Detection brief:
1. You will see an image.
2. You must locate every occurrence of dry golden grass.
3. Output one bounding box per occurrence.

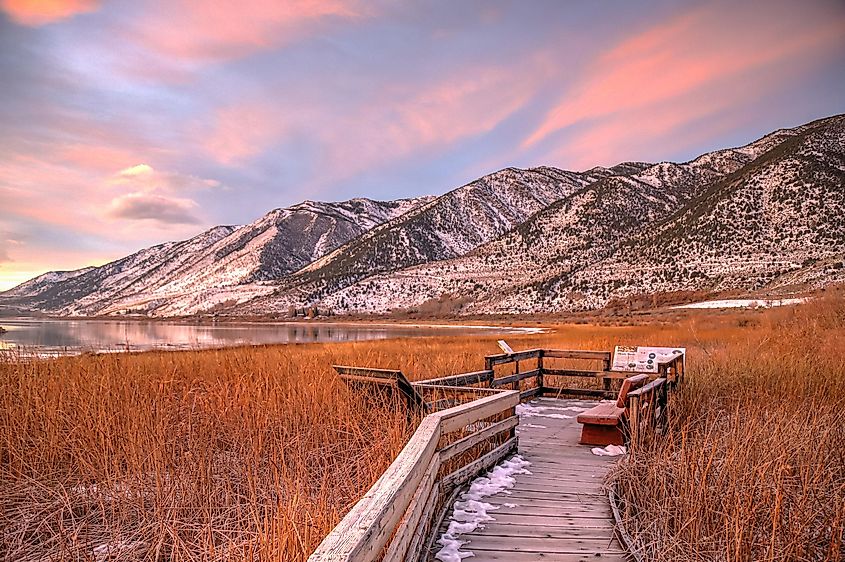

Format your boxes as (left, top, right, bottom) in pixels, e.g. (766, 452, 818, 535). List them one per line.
(1, 301, 843, 561)
(614, 297, 845, 561)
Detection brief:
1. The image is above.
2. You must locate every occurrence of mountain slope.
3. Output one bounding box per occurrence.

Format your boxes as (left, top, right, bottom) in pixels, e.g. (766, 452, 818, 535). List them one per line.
(264, 165, 645, 301)
(2, 197, 431, 315)
(4, 114, 843, 317)
(304, 118, 837, 315)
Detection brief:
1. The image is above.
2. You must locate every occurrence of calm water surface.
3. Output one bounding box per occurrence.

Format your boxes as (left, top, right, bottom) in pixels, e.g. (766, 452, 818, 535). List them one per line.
(0, 317, 538, 356)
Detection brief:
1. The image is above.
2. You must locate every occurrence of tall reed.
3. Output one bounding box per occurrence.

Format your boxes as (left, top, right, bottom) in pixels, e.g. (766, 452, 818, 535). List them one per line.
(613, 297, 845, 561)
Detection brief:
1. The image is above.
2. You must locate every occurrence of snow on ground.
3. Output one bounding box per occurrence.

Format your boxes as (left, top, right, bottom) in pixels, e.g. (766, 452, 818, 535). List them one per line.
(435, 455, 532, 562)
(591, 444, 627, 457)
(673, 297, 808, 309)
(516, 403, 573, 420)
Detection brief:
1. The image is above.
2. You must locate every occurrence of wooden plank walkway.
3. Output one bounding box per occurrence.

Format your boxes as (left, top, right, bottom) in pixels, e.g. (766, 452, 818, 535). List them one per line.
(429, 397, 627, 562)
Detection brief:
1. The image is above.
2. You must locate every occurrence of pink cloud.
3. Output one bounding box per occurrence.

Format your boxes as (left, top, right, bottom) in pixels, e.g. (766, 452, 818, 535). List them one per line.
(132, 0, 368, 62)
(201, 59, 549, 181)
(203, 104, 288, 165)
(58, 144, 141, 173)
(523, 4, 845, 150)
(1, 0, 98, 26)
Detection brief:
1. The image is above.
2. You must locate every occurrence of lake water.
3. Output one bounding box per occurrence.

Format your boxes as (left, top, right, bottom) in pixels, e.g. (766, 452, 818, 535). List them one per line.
(0, 317, 540, 356)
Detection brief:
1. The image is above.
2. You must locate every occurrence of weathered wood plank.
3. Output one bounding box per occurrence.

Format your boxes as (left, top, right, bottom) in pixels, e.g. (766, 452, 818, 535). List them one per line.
(519, 386, 543, 401)
(542, 350, 611, 361)
(485, 349, 542, 365)
(404, 482, 440, 562)
(383, 453, 440, 562)
(490, 368, 541, 388)
(335, 373, 398, 386)
(463, 535, 624, 554)
(415, 370, 494, 387)
(439, 416, 519, 462)
(458, 551, 627, 562)
(309, 416, 440, 561)
(478, 515, 613, 529)
(542, 368, 606, 378)
(464, 525, 613, 539)
(439, 391, 519, 434)
(333, 365, 403, 378)
(441, 437, 518, 489)
(540, 387, 613, 398)
(626, 377, 666, 398)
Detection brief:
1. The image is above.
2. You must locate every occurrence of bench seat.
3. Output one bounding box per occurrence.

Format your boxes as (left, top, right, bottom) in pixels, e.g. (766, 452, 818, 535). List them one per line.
(577, 374, 649, 446)
(577, 403, 625, 445)
(576, 402, 625, 425)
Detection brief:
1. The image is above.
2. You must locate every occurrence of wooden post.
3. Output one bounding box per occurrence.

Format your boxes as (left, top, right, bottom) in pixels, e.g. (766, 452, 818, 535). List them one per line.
(602, 355, 612, 392)
(513, 359, 520, 392)
(484, 357, 494, 389)
(537, 350, 544, 391)
(628, 394, 640, 450)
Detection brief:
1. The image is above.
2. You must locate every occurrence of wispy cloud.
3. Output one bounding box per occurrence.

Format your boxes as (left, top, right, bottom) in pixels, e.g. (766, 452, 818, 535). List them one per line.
(130, 0, 370, 62)
(522, 1, 845, 165)
(109, 193, 201, 225)
(109, 163, 221, 192)
(1, 0, 98, 26)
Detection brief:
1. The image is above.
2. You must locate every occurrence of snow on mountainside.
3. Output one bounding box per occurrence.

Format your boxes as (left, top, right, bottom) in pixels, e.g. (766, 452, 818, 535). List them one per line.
(306, 117, 842, 315)
(258, 165, 645, 303)
(2, 197, 431, 316)
(1, 267, 96, 299)
(3, 114, 843, 317)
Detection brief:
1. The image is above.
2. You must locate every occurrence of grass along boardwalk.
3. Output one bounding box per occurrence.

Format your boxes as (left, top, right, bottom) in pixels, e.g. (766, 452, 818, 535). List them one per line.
(429, 397, 626, 562)
(310, 347, 675, 561)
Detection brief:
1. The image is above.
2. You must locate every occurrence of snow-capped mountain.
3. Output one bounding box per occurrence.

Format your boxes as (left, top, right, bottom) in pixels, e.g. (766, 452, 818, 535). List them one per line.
(246, 115, 844, 315)
(3, 114, 843, 317)
(3, 197, 431, 316)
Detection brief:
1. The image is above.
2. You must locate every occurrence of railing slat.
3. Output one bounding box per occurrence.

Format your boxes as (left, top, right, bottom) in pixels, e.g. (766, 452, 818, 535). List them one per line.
(441, 436, 518, 489)
(439, 416, 519, 462)
(415, 370, 493, 387)
(542, 368, 606, 378)
(382, 453, 440, 562)
(542, 349, 611, 361)
(308, 416, 440, 561)
(439, 391, 519, 434)
(490, 368, 541, 388)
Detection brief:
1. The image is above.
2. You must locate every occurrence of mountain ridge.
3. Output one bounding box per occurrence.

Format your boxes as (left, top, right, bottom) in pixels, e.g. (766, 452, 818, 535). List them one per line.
(3, 114, 843, 316)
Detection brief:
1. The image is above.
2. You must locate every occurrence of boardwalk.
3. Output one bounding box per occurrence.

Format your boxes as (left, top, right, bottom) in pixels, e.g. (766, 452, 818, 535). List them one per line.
(430, 397, 627, 562)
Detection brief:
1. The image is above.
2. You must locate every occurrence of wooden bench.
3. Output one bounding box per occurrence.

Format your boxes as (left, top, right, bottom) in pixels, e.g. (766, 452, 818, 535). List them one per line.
(576, 374, 649, 445)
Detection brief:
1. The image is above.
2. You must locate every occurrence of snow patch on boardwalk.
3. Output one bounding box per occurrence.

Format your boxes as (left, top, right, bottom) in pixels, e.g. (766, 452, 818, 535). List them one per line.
(591, 444, 627, 457)
(435, 455, 531, 562)
(516, 402, 573, 420)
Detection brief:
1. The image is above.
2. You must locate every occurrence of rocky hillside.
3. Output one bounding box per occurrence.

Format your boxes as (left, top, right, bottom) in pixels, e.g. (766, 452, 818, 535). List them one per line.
(3, 197, 430, 316)
(3, 114, 843, 317)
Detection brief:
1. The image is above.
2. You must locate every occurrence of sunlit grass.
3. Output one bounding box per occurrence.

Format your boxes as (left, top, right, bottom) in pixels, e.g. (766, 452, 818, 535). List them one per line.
(613, 296, 845, 561)
(1, 300, 843, 560)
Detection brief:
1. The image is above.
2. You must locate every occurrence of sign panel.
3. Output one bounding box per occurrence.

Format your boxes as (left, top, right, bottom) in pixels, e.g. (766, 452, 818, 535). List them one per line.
(612, 346, 685, 373)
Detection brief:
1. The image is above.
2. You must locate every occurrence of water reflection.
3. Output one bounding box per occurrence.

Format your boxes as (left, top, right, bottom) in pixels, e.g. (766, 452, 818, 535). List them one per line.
(0, 317, 535, 356)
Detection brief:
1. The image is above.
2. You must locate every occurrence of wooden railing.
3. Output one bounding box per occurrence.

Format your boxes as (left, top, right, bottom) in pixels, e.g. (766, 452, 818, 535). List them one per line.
(626, 377, 669, 446)
(310, 347, 683, 561)
(308, 386, 518, 562)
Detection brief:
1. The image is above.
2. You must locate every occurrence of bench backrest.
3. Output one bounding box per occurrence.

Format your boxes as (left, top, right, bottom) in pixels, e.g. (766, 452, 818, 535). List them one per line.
(616, 374, 649, 408)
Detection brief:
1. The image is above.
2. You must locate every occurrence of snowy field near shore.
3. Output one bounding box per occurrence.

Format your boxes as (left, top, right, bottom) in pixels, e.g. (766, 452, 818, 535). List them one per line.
(674, 297, 808, 309)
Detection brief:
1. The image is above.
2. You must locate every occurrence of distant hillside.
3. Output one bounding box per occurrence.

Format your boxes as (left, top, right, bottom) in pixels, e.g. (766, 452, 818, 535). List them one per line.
(3, 114, 843, 317)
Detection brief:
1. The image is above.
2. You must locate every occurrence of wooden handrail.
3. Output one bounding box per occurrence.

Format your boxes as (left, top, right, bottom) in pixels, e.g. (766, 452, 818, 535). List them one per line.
(308, 388, 519, 562)
(317, 347, 684, 561)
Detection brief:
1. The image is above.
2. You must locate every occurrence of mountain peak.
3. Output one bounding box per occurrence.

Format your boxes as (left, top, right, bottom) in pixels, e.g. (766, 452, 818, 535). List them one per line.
(3, 114, 842, 317)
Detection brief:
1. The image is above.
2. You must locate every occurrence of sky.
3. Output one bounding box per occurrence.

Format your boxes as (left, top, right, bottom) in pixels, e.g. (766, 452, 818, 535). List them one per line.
(1, 0, 844, 290)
